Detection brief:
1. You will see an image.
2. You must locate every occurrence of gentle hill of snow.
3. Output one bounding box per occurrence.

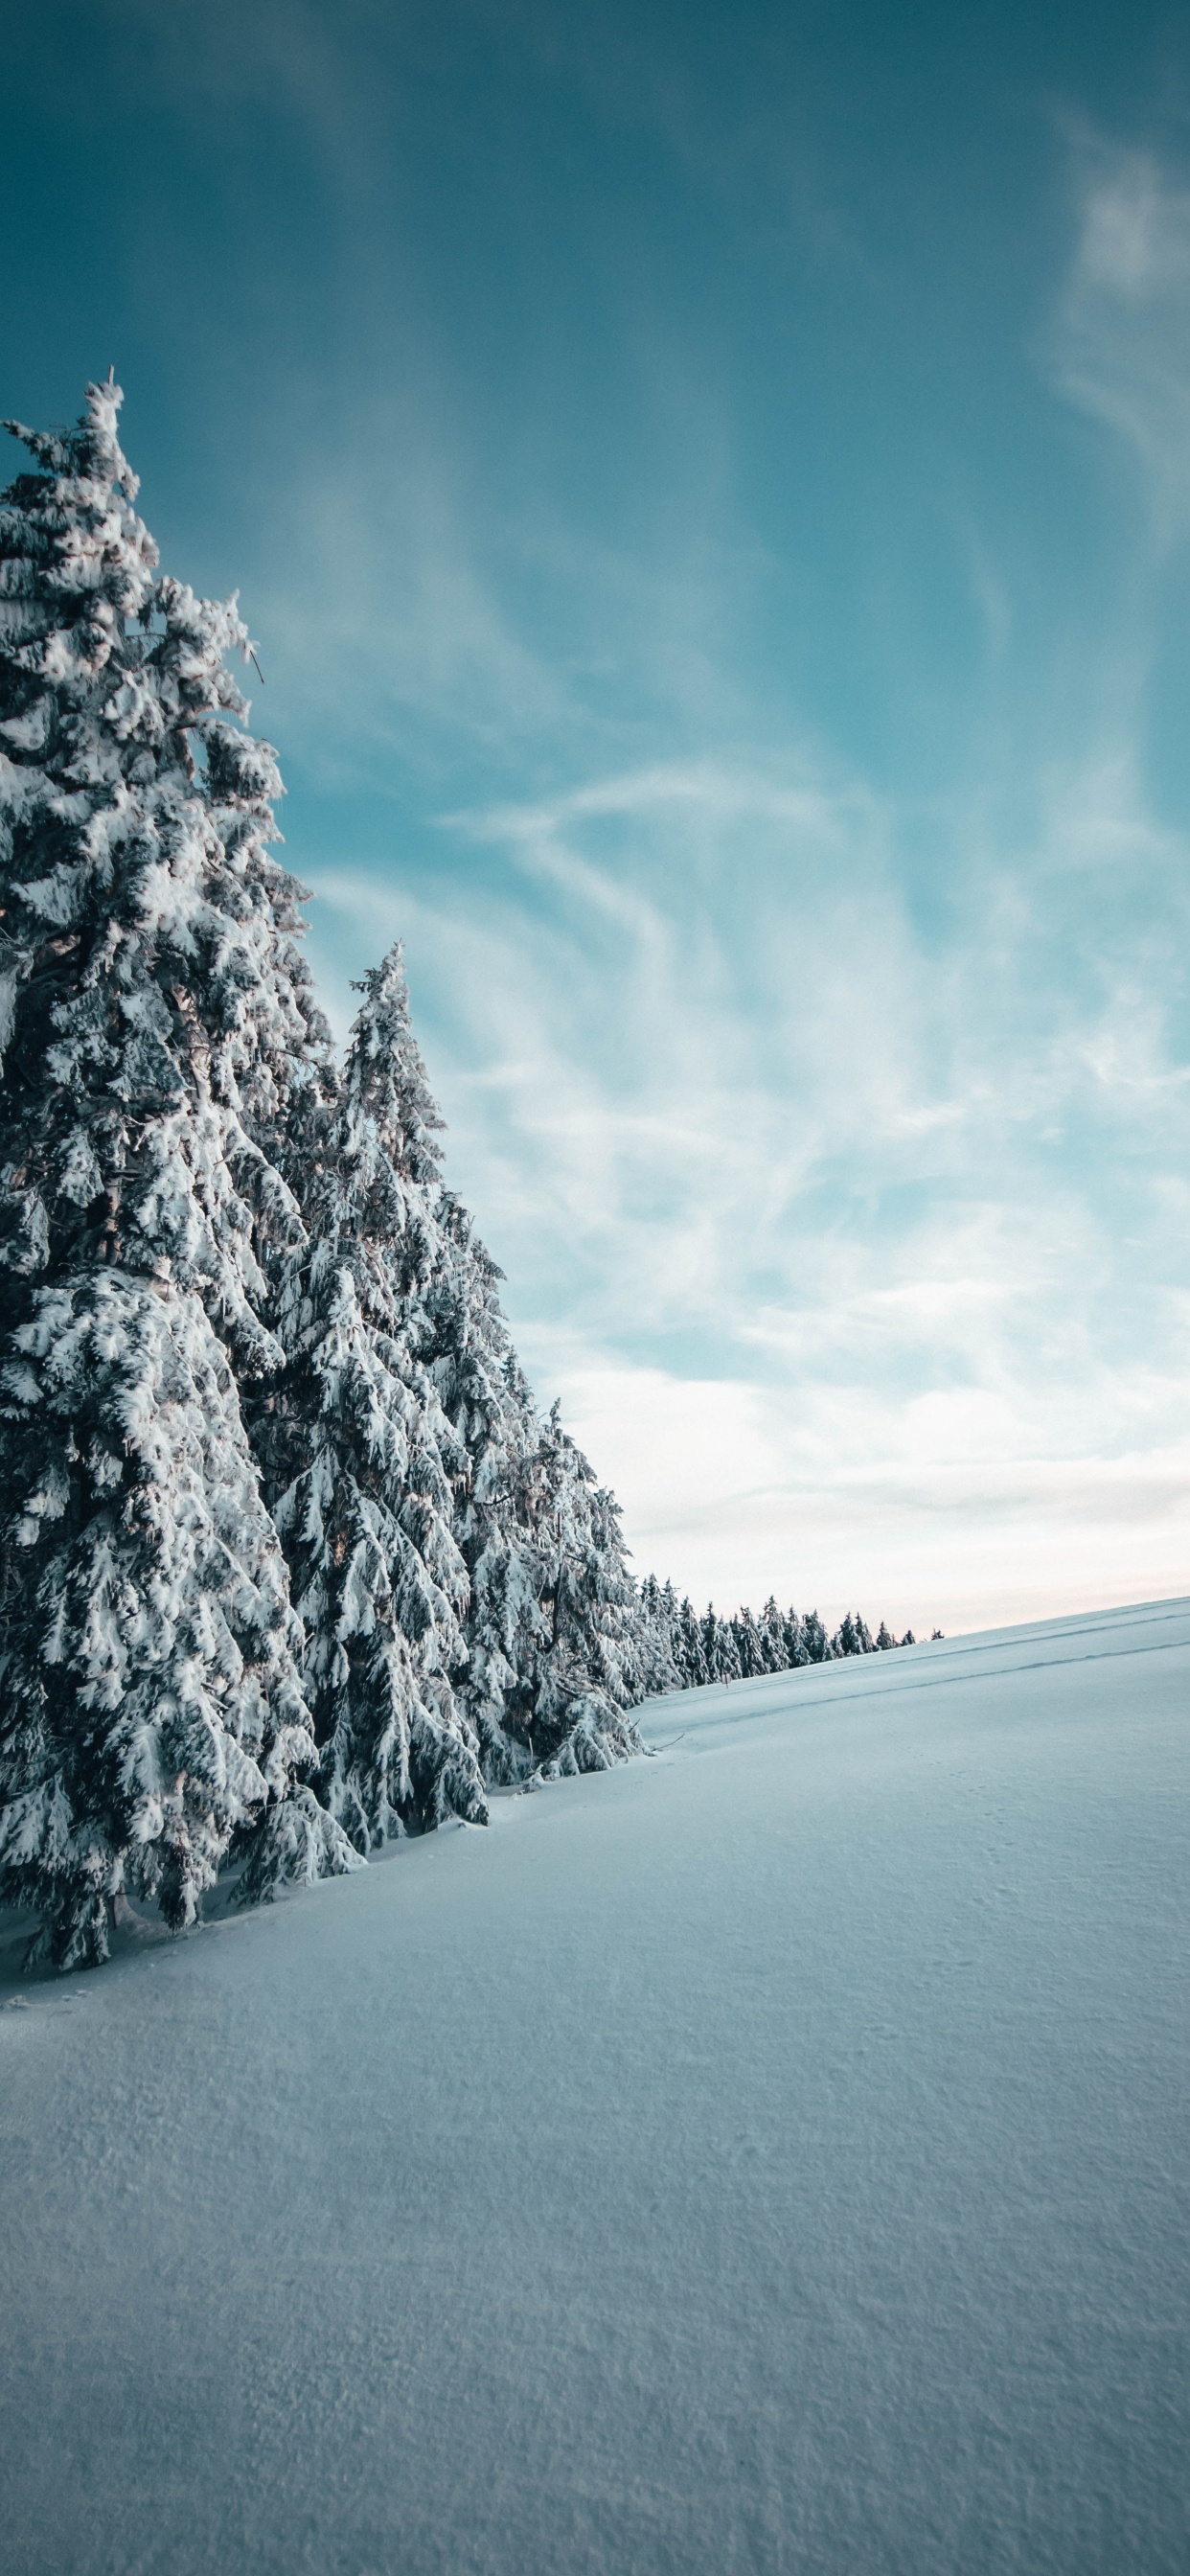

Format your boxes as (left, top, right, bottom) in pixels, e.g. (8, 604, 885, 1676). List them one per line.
(2, 1598, 1188, 2574)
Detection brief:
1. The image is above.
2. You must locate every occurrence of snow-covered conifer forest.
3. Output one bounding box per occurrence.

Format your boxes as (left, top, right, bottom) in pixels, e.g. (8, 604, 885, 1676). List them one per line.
(0, 380, 910, 1974)
(2, 381, 1186, 2576)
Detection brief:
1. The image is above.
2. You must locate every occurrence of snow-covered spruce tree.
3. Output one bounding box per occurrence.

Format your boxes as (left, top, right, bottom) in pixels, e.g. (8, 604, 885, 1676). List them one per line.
(833, 1611, 874, 1658)
(734, 1604, 766, 1678)
(514, 1401, 644, 1774)
(631, 1571, 679, 1697)
(425, 1199, 644, 1779)
(699, 1603, 719, 1679)
(800, 1610, 833, 1664)
(781, 1605, 810, 1668)
(420, 1190, 544, 1780)
(759, 1596, 785, 1672)
(707, 1604, 742, 1684)
(0, 378, 358, 1967)
(675, 1595, 707, 1688)
(254, 948, 488, 1849)
(653, 1576, 681, 1691)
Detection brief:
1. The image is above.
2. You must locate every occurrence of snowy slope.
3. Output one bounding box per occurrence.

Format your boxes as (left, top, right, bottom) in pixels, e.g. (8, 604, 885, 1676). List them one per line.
(2, 1598, 1187, 2575)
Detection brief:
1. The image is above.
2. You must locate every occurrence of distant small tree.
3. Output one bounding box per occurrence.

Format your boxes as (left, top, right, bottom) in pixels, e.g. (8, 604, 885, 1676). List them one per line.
(801, 1610, 832, 1664)
(833, 1612, 874, 1658)
(757, 1596, 784, 1672)
(676, 1596, 706, 1688)
(732, 1606, 764, 1678)
(699, 1603, 719, 1679)
(781, 1607, 809, 1668)
(713, 1615, 742, 1684)
(635, 1575, 680, 1697)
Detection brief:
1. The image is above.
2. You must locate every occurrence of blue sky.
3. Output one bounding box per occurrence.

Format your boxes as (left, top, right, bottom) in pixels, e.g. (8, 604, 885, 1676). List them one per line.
(7, 0, 1190, 1631)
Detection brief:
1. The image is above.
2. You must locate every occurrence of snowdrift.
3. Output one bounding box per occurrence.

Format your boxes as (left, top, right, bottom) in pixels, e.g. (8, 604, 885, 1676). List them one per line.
(2, 1597, 1187, 2574)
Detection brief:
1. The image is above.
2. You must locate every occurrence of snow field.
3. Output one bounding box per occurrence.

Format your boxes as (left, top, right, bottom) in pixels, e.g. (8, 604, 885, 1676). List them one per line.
(1, 1597, 1188, 2574)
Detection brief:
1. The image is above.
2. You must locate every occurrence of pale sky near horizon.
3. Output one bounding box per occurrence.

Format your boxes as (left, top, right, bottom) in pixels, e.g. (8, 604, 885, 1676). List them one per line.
(6, 0, 1190, 1635)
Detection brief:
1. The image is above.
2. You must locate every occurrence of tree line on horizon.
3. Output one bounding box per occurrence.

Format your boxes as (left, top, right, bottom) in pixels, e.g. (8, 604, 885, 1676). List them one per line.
(637, 1577, 926, 1689)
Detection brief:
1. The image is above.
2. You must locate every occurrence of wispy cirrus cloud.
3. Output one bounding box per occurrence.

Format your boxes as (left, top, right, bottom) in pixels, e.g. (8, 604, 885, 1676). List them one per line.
(1050, 135, 1190, 538)
(8, 8, 1190, 1643)
(306, 717, 1190, 1632)
(211, 63, 1190, 1640)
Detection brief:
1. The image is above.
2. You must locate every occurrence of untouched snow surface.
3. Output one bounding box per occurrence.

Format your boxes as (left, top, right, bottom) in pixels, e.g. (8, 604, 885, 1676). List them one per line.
(2, 1597, 1188, 2575)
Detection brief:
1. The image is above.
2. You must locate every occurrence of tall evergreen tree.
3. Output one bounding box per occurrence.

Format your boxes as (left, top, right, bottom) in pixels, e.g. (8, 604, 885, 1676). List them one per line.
(516, 1402, 642, 1773)
(428, 1205, 642, 1779)
(259, 950, 488, 1847)
(0, 379, 356, 1966)
(424, 1191, 548, 1779)
(677, 1595, 707, 1688)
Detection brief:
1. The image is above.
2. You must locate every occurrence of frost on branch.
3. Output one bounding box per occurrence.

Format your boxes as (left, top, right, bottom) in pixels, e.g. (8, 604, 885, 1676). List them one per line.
(0, 1273, 355, 1968)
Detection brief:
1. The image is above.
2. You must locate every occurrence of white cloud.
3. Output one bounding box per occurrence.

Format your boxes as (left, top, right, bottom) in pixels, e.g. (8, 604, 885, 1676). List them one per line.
(307, 729, 1190, 1631)
(544, 1350, 1190, 1637)
(1051, 139, 1190, 539)
(251, 425, 584, 778)
(276, 122, 1190, 1640)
